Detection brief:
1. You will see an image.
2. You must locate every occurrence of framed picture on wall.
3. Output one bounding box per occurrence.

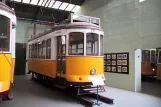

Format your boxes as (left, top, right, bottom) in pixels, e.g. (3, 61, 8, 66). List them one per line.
(104, 52, 129, 74)
(104, 66, 107, 72)
(112, 60, 116, 65)
(107, 66, 111, 71)
(122, 60, 127, 65)
(112, 54, 116, 59)
(117, 60, 122, 65)
(112, 67, 116, 72)
(122, 54, 127, 59)
(117, 54, 122, 59)
(107, 60, 111, 65)
(117, 66, 122, 72)
(122, 67, 128, 73)
(107, 55, 111, 59)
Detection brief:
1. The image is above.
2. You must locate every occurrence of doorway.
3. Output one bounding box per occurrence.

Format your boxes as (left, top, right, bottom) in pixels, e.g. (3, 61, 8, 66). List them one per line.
(56, 36, 66, 78)
(14, 43, 26, 75)
(135, 48, 161, 97)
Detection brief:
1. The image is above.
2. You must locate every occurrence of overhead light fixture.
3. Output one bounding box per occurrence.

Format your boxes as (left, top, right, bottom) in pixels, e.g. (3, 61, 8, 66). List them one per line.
(45, 0, 51, 7)
(59, 2, 69, 10)
(139, 0, 146, 2)
(48, 0, 55, 8)
(65, 4, 75, 11)
(72, 5, 80, 12)
(42, 0, 48, 6)
(30, 0, 39, 5)
(52, 1, 62, 9)
(22, 0, 30, 4)
(38, 0, 44, 6)
(14, 0, 21, 2)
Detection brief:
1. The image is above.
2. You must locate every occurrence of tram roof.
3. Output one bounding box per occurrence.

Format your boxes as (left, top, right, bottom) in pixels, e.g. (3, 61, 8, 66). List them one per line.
(0, 2, 15, 15)
(28, 22, 103, 42)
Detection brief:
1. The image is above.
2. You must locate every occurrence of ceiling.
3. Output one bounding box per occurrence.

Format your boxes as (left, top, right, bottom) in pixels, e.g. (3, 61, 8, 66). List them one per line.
(5, 0, 85, 23)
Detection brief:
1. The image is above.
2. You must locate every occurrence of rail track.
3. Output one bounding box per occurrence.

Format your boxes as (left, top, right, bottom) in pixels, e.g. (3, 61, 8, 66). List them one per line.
(32, 76, 114, 107)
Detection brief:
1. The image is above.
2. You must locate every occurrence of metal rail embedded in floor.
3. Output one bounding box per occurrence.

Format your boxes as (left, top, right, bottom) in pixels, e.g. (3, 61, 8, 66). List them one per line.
(32, 77, 114, 107)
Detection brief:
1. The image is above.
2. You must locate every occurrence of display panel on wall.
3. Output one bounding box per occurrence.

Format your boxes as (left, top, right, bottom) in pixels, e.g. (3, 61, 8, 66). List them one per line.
(104, 53, 129, 74)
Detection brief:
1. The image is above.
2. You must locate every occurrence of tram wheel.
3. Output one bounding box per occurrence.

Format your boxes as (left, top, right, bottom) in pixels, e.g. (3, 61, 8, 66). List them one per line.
(3, 90, 13, 101)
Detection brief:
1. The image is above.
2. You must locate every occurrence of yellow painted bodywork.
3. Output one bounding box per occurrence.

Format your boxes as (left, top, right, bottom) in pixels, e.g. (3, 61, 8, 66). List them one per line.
(28, 56, 104, 83)
(66, 56, 104, 82)
(0, 54, 15, 93)
(28, 59, 57, 78)
(11, 58, 15, 83)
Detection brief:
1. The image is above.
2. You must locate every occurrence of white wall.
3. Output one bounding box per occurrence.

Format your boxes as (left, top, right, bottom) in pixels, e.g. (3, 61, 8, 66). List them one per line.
(77, 0, 161, 91)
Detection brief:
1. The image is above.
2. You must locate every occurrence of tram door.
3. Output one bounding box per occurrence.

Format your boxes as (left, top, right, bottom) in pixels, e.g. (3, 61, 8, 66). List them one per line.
(56, 36, 66, 78)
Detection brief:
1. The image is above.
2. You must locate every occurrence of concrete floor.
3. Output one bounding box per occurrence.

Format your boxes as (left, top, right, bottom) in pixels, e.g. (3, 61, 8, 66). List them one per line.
(0, 75, 161, 107)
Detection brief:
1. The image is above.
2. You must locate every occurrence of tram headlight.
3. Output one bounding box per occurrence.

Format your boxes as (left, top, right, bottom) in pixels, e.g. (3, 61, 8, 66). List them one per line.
(90, 68, 96, 75)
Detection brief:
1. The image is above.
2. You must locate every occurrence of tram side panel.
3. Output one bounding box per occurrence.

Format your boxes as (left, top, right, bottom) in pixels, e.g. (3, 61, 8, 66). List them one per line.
(157, 50, 161, 80)
(28, 35, 57, 79)
(0, 54, 11, 93)
(157, 64, 161, 80)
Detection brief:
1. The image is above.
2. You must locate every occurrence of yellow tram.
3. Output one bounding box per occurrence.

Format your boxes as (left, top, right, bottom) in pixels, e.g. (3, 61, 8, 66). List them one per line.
(0, 2, 16, 101)
(27, 14, 105, 88)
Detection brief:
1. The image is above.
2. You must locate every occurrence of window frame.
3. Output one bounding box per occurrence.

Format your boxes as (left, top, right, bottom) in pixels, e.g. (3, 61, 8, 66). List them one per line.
(100, 35, 104, 56)
(158, 50, 161, 64)
(0, 15, 10, 52)
(68, 32, 84, 55)
(86, 33, 99, 56)
(38, 42, 42, 58)
(46, 39, 51, 59)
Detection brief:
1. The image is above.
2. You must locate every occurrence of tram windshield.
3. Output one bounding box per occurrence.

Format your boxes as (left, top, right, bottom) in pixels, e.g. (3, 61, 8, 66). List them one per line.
(68, 32, 103, 56)
(0, 15, 10, 51)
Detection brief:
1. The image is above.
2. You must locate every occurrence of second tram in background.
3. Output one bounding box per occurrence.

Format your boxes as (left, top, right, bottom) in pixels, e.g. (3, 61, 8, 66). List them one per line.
(157, 48, 161, 80)
(141, 49, 157, 77)
(142, 48, 161, 80)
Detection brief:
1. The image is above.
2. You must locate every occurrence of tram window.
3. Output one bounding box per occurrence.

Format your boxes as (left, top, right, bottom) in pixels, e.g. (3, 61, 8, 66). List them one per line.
(69, 32, 84, 55)
(100, 35, 103, 55)
(42, 40, 46, 59)
(34, 43, 38, 58)
(86, 33, 98, 55)
(142, 50, 150, 62)
(151, 50, 156, 63)
(46, 39, 51, 59)
(0, 15, 10, 51)
(29, 45, 32, 58)
(158, 51, 161, 63)
(38, 42, 42, 58)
